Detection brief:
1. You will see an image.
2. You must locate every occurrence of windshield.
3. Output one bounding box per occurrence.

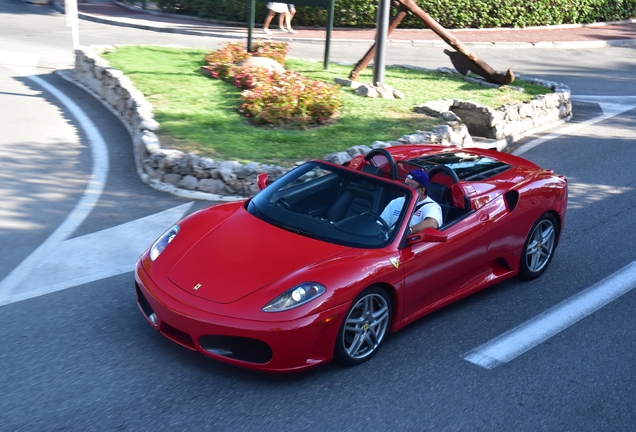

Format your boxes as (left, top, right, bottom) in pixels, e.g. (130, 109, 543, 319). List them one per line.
(248, 161, 412, 248)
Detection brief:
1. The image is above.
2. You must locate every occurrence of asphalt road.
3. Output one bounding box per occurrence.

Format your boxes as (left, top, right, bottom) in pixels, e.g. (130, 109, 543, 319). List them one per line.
(2, 1, 636, 430)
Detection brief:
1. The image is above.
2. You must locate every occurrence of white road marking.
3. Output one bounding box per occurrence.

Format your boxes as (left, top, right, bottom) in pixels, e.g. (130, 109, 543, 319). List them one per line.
(572, 95, 636, 116)
(0, 54, 195, 308)
(513, 96, 636, 156)
(0, 203, 193, 307)
(463, 261, 636, 369)
(0, 50, 39, 76)
(0, 73, 194, 306)
(0, 75, 110, 302)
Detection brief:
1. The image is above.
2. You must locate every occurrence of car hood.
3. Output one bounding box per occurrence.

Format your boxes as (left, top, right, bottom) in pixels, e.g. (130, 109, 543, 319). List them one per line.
(168, 208, 350, 303)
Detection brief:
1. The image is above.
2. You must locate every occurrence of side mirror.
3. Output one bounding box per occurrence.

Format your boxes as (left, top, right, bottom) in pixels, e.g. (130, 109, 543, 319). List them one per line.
(257, 172, 269, 191)
(406, 228, 448, 245)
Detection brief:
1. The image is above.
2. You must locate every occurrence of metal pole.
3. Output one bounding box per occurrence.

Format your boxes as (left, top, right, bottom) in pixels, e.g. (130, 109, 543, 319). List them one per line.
(323, 0, 335, 69)
(350, 6, 407, 80)
(247, 0, 255, 52)
(373, 0, 390, 84)
(65, 0, 79, 52)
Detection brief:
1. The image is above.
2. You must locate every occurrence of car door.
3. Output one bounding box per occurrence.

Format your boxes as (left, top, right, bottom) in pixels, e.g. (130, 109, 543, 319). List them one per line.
(400, 197, 504, 318)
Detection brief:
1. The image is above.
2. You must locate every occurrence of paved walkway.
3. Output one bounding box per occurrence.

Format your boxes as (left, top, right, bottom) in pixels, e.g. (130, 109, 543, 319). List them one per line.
(63, 0, 636, 48)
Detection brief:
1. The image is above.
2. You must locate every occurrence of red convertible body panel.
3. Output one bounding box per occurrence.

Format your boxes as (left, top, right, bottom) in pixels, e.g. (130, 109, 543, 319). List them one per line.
(168, 208, 349, 304)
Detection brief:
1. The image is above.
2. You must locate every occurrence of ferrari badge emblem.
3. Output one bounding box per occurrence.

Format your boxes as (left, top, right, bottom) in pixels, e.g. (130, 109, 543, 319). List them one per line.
(193, 283, 202, 291)
(389, 257, 399, 269)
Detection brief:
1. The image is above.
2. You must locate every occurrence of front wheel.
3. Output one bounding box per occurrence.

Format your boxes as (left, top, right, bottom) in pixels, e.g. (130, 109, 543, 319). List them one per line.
(519, 213, 558, 280)
(334, 287, 391, 366)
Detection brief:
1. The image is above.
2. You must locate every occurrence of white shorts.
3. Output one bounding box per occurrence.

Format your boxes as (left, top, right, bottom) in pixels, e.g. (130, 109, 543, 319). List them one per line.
(267, 2, 288, 13)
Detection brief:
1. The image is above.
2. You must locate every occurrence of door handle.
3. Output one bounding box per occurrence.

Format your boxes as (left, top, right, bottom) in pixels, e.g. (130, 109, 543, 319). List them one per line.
(480, 214, 490, 221)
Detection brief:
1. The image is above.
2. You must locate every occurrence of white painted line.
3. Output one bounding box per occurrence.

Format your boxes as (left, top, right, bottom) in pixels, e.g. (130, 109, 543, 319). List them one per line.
(0, 50, 39, 76)
(513, 96, 636, 156)
(463, 261, 636, 369)
(0, 203, 193, 307)
(512, 114, 607, 156)
(0, 75, 108, 300)
(571, 95, 636, 115)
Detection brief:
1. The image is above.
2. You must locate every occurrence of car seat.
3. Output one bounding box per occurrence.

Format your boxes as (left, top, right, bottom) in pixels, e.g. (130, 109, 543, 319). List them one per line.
(327, 165, 386, 221)
(427, 182, 452, 223)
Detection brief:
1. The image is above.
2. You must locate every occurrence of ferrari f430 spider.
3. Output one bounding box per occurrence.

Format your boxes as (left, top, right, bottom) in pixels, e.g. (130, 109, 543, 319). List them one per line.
(135, 145, 567, 372)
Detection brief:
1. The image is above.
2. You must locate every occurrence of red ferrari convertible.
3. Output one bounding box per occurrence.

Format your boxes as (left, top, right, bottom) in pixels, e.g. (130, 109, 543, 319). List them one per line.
(135, 145, 567, 372)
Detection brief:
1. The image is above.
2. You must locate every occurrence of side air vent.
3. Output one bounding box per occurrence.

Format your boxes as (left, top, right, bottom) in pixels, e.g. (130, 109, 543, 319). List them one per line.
(505, 190, 519, 211)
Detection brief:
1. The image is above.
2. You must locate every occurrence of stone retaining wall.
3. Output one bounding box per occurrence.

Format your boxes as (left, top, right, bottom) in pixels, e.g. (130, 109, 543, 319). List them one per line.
(71, 45, 571, 200)
(414, 81, 572, 142)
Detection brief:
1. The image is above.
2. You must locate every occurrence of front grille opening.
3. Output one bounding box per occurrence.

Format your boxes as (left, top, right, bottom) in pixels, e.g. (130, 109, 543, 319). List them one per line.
(161, 322, 196, 351)
(199, 335, 273, 364)
(136, 283, 155, 320)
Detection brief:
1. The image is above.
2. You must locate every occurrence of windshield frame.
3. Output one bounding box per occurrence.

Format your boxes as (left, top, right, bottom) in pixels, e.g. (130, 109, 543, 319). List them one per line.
(248, 161, 415, 249)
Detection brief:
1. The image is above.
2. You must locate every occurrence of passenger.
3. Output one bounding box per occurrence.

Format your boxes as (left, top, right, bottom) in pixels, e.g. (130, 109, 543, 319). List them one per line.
(380, 169, 443, 233)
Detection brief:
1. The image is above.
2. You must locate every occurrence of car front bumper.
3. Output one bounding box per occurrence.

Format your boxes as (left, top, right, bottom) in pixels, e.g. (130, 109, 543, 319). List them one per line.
(134, 262, 348, 373)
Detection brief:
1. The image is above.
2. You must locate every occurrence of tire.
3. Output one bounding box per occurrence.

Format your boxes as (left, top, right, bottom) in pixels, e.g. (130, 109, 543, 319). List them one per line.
(334, 287, 391, 366)
(519, 213, 558, 280)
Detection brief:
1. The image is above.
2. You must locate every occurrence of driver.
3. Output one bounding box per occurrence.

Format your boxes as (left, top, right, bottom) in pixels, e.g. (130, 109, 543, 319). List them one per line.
(380, 169, 443, 234)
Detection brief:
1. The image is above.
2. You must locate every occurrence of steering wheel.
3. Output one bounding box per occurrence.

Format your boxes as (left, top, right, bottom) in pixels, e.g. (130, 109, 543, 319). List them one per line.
(428, 165, 460, 184)
(364, 148, 397, 180)
(361, 211, 391, 233)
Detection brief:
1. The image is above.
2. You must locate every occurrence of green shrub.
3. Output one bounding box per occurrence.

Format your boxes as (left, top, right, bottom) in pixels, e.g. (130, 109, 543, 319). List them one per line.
(155, 0, 636, 29)
(155, 0, 257, 19)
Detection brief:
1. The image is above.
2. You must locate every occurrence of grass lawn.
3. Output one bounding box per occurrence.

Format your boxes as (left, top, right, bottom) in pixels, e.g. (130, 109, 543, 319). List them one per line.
(102, 45, 551, 166)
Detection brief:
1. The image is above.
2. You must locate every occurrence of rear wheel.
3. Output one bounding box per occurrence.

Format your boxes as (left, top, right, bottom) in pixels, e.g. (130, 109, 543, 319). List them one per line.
(334, 287, 391, 366)
(519, 213, 558, 279)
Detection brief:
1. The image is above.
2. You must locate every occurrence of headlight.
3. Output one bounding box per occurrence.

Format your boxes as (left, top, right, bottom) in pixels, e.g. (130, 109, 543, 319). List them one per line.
(262, 282, 326, 312)
(150, 225, 180, 261)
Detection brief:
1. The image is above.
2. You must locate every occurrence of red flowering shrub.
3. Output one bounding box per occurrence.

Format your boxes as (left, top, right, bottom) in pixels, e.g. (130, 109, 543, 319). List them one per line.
(204, 42, 249, 79)
(232, 65, 273, 90)
(203, 41, 341, 127)
(204, 41, 289, 80)
(240, 71, 341, 126)
(249, 41, 289, 67)
(205, 41, 250, 64)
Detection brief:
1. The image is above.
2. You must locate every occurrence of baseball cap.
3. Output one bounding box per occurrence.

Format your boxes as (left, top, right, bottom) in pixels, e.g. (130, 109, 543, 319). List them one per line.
(406, 169, 429, 188)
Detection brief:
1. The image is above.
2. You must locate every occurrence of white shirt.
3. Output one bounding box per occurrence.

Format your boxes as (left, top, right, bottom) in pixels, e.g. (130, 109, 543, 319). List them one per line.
(380, 196, 443, 228)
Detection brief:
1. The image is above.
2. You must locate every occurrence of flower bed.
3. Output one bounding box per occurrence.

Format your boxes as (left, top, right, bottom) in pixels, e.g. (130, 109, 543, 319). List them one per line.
(201, 41, 342, 127)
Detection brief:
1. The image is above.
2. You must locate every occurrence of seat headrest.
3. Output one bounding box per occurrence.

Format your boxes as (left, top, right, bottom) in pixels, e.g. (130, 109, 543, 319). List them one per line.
(427, 182, 451, 203)
(361, 164, 383, 177)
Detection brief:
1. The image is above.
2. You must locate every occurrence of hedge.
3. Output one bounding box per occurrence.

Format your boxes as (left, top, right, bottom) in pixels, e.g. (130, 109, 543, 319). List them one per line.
(152, 0, 636, 29)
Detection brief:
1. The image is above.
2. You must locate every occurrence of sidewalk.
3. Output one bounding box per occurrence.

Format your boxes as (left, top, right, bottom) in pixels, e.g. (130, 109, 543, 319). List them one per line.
(62, 0, 636, 48)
